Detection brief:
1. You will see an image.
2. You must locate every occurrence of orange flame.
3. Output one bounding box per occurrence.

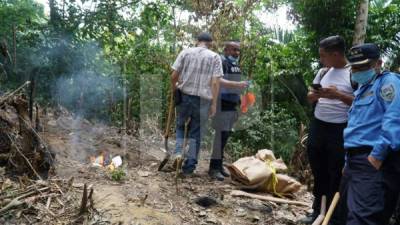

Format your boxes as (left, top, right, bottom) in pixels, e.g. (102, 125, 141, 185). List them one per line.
(90, 153, 105, 166)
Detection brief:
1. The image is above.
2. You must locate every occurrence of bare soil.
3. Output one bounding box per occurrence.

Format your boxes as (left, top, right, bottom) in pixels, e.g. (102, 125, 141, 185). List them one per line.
(3, 107, 312, 225)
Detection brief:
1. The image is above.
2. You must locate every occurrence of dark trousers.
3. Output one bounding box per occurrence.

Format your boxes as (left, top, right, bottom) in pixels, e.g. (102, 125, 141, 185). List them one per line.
(210, 99, 237, 170)
(382, 151, 400, 224)
(307, 118, 346, 222)
(339, 150, 400, 225)
(210, 130, 231, 170)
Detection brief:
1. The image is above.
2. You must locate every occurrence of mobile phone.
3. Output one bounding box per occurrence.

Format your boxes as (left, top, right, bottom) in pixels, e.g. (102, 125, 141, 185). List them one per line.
(311, 83, 322, 90)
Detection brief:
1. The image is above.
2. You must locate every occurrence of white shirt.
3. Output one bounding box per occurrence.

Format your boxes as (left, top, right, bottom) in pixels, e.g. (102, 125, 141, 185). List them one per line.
(313, 67, 353, 123)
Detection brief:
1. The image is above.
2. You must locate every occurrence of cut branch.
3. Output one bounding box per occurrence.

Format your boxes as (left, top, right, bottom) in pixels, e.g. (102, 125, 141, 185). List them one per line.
(231, 190, 309, 207)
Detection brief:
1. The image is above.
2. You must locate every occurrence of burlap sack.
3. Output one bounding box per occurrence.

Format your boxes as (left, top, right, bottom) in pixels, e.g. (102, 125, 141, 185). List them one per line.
(234, 173, 301, 196)
(228, 149, 301, 195)
(274, 174, 301, 194)
(255, 149, 287, 172)
(227, 156, 272, 186)
(255, 149, 276, 161)
(271, 158, 288, 172)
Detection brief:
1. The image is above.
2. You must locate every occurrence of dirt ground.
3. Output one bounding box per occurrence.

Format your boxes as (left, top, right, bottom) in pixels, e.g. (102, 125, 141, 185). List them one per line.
(3, 108, 313, 225)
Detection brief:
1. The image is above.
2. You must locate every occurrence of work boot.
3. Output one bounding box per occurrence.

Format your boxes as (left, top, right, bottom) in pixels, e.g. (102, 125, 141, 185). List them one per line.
(208, 169, 224, 181)
(221, 166, 230, 177)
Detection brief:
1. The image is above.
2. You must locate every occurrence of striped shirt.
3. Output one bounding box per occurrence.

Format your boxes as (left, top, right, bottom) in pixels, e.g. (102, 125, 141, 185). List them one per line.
(172, 46, 223, 100)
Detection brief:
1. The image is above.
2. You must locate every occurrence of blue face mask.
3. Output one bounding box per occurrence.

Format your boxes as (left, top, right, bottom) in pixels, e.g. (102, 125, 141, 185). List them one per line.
(351, 69, 376, 85)
(227, 55, 239, 64)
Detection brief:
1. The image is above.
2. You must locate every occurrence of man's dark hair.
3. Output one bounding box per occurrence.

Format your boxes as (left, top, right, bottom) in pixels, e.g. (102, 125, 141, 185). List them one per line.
(197, 32, 213, 42)
(319, 35, 346, 54)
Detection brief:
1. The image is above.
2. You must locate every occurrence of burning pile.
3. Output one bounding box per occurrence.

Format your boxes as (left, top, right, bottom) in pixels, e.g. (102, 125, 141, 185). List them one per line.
(89, 151, 122, 171)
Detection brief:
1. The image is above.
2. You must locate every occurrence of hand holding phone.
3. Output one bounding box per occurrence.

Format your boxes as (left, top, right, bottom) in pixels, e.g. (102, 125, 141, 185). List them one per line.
(311, 83, 322, 90)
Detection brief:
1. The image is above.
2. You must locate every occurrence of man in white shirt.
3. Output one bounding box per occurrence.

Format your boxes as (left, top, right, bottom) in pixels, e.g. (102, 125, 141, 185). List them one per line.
(303, 35, 354, 224)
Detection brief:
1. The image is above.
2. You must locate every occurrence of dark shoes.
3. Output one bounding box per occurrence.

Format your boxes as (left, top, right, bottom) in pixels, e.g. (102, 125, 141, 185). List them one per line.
(220, 166, 230, 177)
(208, 169, 225, 181)
(298, 211, 319, 224)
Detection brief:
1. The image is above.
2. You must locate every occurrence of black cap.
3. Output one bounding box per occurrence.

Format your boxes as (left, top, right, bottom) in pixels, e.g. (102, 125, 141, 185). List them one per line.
(347, 43, 380, 66)
(197, 32, 213, 42)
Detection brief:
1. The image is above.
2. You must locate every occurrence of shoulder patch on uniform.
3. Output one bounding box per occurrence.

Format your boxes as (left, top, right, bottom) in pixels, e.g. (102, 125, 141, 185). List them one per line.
(380, 84, 395, 101)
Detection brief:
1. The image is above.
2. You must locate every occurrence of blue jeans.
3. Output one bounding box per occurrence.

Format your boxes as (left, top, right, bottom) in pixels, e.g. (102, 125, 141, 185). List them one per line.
(175, 93, 210, 172)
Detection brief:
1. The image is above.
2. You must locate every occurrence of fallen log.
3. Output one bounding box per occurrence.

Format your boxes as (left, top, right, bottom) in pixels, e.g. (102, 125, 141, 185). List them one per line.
(230, 190, 309, 207)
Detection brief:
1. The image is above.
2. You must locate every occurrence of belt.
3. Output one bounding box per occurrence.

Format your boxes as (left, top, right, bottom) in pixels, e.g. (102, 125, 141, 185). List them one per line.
(346, 146, 372, 156)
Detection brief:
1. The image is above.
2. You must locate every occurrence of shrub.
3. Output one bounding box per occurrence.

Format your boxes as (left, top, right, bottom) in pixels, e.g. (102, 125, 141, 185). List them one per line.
(227, 105, 299, 163)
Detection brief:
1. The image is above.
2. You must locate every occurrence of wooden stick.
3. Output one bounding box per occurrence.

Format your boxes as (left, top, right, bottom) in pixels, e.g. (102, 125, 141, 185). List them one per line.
(67, 177, 74, 192)
(0, 187, 50, 202)
(79, 184, 88, 214)
(88, 187, 94, 208)
(23, 214, 32, 224)
(8, 134, 43, 180)
(312, 195, 327, 225)
(29, 70, 36, 122)
(230, 190, 309, 207)
(0, 81, 30, 104)
(56, 197, 64, 207)
(140, 194, 148, 207)
(0, 189, 40, 214)
(46, 196, 52, 209)
(0, 198, 23, 214)
(322, 192, 340, 225)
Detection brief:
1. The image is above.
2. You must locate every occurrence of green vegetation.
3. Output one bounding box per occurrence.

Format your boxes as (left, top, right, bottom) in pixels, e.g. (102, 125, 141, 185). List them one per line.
(110, 168, 126, 182)
(1, 0, 399, 162)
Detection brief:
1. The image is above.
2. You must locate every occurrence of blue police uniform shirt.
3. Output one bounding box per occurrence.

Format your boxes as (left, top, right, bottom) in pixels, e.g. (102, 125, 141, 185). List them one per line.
(344, 71, 400, 161)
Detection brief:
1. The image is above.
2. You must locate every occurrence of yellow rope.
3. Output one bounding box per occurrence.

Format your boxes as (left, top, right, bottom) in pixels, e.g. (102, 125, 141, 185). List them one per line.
(265, 160, 284, 198)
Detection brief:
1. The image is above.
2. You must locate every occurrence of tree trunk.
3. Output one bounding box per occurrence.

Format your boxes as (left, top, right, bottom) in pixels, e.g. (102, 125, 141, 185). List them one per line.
(12, 24, 16, 70)
(49, 0, 58, 27)
(352, 0, 369, 45)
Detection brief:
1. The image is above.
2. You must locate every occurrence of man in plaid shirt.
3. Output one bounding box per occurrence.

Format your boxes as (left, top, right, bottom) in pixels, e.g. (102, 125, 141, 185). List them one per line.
(170, 32, 223, 174)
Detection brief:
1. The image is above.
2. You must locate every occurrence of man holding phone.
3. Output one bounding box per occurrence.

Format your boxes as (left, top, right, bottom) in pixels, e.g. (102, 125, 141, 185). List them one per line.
(302, 35, 354, 224)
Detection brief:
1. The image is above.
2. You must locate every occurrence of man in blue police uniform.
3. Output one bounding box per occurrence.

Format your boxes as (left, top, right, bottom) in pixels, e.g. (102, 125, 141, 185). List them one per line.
(208, 41, 248, 181)
(341, 43, 400, 225)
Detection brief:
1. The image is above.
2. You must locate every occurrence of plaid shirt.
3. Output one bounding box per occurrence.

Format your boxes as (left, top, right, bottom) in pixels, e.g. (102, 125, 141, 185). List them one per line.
(172, 46, 223, 100)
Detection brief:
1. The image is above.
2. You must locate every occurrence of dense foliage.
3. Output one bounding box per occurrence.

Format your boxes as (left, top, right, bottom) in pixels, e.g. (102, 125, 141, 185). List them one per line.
(1, 0, 399, 162)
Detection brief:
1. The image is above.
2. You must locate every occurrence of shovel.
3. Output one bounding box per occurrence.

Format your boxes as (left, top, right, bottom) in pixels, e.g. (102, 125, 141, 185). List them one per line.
(158, 87, 175, 171)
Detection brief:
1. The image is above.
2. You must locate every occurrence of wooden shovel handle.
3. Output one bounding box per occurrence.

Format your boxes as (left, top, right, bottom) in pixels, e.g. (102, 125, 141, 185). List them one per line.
(322, 192, 340, 225)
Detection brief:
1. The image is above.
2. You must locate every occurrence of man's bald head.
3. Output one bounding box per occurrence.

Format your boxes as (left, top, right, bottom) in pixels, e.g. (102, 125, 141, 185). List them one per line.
(224, 41, 240, 58)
